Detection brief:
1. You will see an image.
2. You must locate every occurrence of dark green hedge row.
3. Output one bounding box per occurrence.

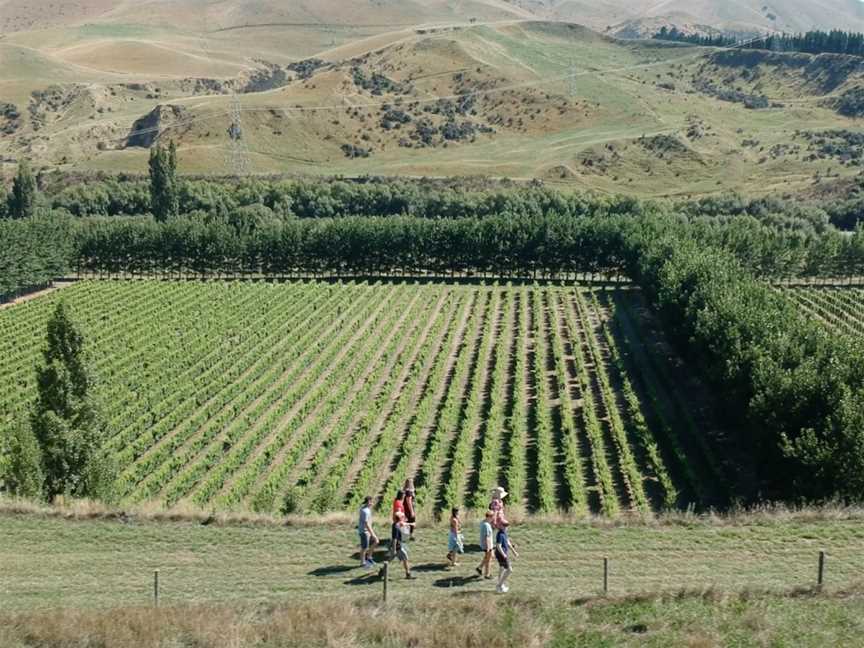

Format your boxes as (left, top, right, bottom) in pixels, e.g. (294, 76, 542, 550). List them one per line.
(72, 212, 864, 281)
(0, 215, 72, 301)
(74, 214, 628, 278)
(624, 219, 864, 500)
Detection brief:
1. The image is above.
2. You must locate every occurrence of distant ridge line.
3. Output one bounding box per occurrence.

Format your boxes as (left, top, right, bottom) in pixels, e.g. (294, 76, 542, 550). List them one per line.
(211, 22, 445, 32)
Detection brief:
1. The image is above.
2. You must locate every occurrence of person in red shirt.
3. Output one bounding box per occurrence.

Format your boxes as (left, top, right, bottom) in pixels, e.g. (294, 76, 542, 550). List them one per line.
(392, 490, 405, 521)
(390, 490, 405, 558)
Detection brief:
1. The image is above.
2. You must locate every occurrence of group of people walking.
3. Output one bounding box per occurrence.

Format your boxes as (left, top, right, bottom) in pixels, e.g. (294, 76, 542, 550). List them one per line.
(357, 482, 519, 594)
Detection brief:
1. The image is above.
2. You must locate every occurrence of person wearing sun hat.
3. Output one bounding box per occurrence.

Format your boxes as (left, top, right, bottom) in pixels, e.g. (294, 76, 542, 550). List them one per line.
(489, 486, 509, 530)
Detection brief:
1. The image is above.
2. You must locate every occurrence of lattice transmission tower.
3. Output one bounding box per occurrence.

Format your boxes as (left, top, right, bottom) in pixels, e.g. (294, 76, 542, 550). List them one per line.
(227, 93, 252, 176)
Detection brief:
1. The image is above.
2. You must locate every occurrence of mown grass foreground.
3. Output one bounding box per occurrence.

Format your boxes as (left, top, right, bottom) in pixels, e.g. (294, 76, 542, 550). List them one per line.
(3, 512, 864, 611)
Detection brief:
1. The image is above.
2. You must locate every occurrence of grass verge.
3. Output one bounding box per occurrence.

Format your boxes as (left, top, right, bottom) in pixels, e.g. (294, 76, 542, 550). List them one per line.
(2, 586, 864, 647)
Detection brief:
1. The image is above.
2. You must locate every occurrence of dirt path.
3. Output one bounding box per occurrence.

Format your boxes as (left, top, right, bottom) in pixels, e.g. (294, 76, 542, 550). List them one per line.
(0, 281, 74, 310)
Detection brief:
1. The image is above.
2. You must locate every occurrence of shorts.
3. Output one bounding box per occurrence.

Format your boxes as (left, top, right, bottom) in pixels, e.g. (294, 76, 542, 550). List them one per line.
(359, 532, 371, 550)
(448, 531, 465, 554)
(495, 550, 510, 570)
(396, 546, 408, 562)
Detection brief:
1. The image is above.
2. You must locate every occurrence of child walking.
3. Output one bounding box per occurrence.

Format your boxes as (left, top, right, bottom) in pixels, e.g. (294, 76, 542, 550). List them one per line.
(494, 520, 518, 593)
(446, 507, 464, 568)
(475, 510, 495, 579)
(489, 486, 508, 530)
(392, 512, 416, 579)
(389, 490, 405, 560)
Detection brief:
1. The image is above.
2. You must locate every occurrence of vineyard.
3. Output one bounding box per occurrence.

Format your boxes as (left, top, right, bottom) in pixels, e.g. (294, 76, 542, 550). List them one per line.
(779, 286, 864, 337)
(1, 280, 741, 515)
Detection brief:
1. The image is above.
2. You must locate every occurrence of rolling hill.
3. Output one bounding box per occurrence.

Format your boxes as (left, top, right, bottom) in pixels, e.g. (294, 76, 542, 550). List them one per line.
(1, 1, 864, 198)
(504, 0, 864, 35)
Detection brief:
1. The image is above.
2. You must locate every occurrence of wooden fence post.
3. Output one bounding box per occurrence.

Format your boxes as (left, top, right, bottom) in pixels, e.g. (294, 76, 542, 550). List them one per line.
(154, 569, 160, 607)
(603, 557, 609, 595)
(818, 551, 826, 588)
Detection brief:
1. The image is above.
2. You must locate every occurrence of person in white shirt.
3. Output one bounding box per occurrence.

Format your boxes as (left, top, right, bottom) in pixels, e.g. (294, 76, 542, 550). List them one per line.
(358, 496, 379, 569)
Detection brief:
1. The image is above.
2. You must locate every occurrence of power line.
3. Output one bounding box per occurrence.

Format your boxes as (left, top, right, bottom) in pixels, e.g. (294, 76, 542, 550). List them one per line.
(201, 12, 251, 176)
(228, 94, 251, 175)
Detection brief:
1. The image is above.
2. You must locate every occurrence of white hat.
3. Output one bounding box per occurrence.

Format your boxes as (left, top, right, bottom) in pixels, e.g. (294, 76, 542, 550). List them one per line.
(492, 486, 508, 499)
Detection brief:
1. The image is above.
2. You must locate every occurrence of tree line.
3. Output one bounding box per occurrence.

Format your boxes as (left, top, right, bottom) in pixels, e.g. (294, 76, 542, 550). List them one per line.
(2, 179, 863, 302)
(653, 26, 864, 58)
(71, 212, 864, 282)
(0, 216, 72, 302)
(623, 217, 864, 501)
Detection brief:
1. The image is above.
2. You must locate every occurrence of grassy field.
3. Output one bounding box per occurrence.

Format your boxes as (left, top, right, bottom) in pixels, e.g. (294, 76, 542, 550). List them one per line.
(2, 508, 864, 612)
(0, 280, 742, 517)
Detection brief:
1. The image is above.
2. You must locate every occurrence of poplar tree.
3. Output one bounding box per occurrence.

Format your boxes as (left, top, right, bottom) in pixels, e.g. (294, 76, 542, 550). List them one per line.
(149, 140, 179, 222)
(30, 302, 115, 501)
(10, 161, 37, 219)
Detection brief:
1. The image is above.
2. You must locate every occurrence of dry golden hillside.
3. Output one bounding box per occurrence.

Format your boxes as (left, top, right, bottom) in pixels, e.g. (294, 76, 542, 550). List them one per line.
(1, 2, 864, 198)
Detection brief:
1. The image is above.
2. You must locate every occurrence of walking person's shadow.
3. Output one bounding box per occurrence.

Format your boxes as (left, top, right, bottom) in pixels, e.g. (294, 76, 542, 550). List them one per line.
(344, 571, 383, 586)
(432, 574, 480, 588)
(411, 562, 448, 573)
(308, 565, 355, 577)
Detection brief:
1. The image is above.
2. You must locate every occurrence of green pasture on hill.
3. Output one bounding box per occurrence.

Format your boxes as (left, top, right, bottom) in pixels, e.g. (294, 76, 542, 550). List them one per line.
(2, 514, 864, 611)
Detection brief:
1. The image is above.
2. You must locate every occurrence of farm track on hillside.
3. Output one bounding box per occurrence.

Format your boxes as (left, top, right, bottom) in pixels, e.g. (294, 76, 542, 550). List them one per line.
(0, 280, 739, 516)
